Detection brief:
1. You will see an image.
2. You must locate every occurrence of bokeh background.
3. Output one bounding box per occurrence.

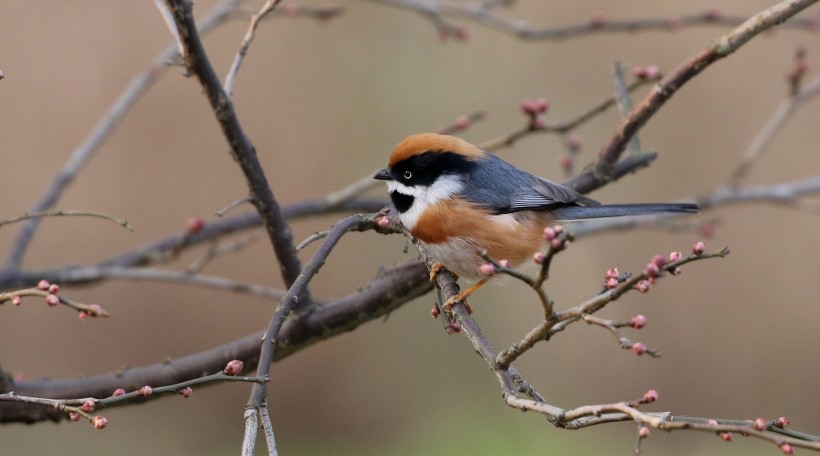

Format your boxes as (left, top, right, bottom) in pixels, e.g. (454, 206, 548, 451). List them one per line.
(1, 1, 819, 454)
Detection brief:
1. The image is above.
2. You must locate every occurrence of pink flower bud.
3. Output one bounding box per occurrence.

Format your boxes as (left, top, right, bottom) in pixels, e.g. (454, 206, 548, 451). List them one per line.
(178, 387, 193, 398)
(590, 11, 606, 28)
(559, 155, 573, 172)
(69, 412, 81, 421)
(224, 359, 244, 376)
(631, 342, 647, 356)
(699, 222, 716, 237)
(720, 432, 732, 442)
(632, 66, 647, 79)
(82, 400, 96, 412)
(37, 280, 50, 290)
(45, 294, 60, 306)
(93, 415, 108, 429)
(479, 263, 497, 276)
(543, 227, 556, 241)
(550, 238, 565, 250)
(651, 255, 666, 268)
(113, 388, 126, 397)
(448, 321, 462, 334)
(775, 416, 790, 428)
(780, 443, 794, 455)
(707, 419, 718, 426)
(753, 417, 767, 431)
(533, 98, 549, 113)
(693, 241, 705, 255)
(498, 259, 509, 268)
(638, 426, 650, 438)
(532, 252, 546, 264)
(642, 389, 658, 403)
(12, 295, 22, 306)
(566, 134, 582, 152)
(48, 284, 60, 294)
(605, 268, 620, 279)
(635, 280, 651, 293)
(453, 26, 470, 41)
(645, 262, 660, 278)
(631, 314, 647, 329)
(377, 216, 390, 228)
(531, 115, 547, 129)
(553, 225, 564, 235)
(88, 304, 103, 316)
(670, 267, 682, 276)
(704, 7, 721, 21)
(643, 65, 660, 79)
(605, 277, 619, 289)
(430, 305, 440, 319)
(669, 251, 682, 262)
(138, 385, 153, 397)
(78, 311, 89, 321)
(807, 16, 820, 32)
(185, 216, 205, 234)
(453, 115, 470, 130)
(520, 99, 536, 115)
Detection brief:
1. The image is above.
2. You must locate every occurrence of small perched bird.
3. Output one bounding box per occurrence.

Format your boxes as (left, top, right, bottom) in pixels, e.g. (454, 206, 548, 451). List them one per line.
(375, 133, 698, 311)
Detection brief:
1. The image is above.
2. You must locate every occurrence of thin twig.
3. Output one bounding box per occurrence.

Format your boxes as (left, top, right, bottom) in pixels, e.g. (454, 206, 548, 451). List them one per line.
(726, 74, 820, 186)
(224, 0, 283, 97)
(2, 258, 430, 423)
(244, 213, 400, 449)
(3, 0, 243, 270)
(594, 0, 820, 182)
(165, 0, 305, 298)
(368, 0, 820, 40)
(0, 210, 133, 231)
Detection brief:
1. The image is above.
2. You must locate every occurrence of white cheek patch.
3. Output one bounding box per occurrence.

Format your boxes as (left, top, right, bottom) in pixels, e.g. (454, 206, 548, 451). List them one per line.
(387, 175, 463, 230)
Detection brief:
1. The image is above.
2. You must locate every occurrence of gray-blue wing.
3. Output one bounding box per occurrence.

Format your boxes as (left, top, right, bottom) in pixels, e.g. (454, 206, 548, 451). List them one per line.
(463, 153, 598, 214)
(508, 176, 600, 212)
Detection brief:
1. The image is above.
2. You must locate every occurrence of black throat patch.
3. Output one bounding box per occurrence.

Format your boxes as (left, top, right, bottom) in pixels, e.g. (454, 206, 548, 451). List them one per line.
(390, 191, 414, 213)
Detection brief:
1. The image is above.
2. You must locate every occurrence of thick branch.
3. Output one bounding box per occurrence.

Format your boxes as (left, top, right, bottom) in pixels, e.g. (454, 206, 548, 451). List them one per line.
(165, 0, 304, 294)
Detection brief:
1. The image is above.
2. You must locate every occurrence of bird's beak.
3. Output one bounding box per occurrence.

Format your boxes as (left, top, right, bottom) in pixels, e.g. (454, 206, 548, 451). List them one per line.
(374, 168, 393, 181)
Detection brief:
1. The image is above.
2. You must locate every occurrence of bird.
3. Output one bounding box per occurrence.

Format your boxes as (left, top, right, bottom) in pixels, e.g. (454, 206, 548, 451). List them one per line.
(374, 133, 698, 312)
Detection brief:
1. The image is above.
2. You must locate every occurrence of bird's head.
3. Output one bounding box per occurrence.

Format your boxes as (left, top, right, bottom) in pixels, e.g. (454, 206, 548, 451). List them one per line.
(374, 133, 486, 229)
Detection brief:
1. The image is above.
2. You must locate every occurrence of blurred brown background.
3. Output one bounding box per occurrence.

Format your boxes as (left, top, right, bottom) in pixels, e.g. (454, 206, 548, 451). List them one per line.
(1, 1, 819, 454)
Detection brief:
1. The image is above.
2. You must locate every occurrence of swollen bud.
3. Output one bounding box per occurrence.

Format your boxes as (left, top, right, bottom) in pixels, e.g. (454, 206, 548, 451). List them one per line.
(93, 415, 108, 429)
(631, 314, 647, 329)
(224, 359, 244, 376)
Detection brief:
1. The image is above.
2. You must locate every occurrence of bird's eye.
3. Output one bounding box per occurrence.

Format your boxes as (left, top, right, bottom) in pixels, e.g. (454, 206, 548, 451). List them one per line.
(403, 170, 412, 180)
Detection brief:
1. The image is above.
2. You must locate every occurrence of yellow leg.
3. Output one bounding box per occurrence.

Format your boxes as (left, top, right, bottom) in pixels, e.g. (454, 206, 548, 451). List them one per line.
(429, 262, 458, 287)
(441, 277, 489, 314)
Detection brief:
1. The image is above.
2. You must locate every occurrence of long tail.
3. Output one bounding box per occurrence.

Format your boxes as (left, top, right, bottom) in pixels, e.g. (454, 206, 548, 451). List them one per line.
(550, 203, 698, 221)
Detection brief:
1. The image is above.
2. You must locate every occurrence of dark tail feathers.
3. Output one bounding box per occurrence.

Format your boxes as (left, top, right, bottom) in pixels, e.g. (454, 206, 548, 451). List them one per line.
(550, 203, 698, 221)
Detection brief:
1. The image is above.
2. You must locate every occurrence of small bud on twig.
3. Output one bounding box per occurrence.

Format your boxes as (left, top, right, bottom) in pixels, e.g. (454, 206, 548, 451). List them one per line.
(224, 359, 244, 376)
(93, 415, 108, 430)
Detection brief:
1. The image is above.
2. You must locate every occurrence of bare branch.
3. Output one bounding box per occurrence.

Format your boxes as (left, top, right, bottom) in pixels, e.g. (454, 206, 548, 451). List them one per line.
(3, 0, 243, 270)
(165, 0, 305, 296)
